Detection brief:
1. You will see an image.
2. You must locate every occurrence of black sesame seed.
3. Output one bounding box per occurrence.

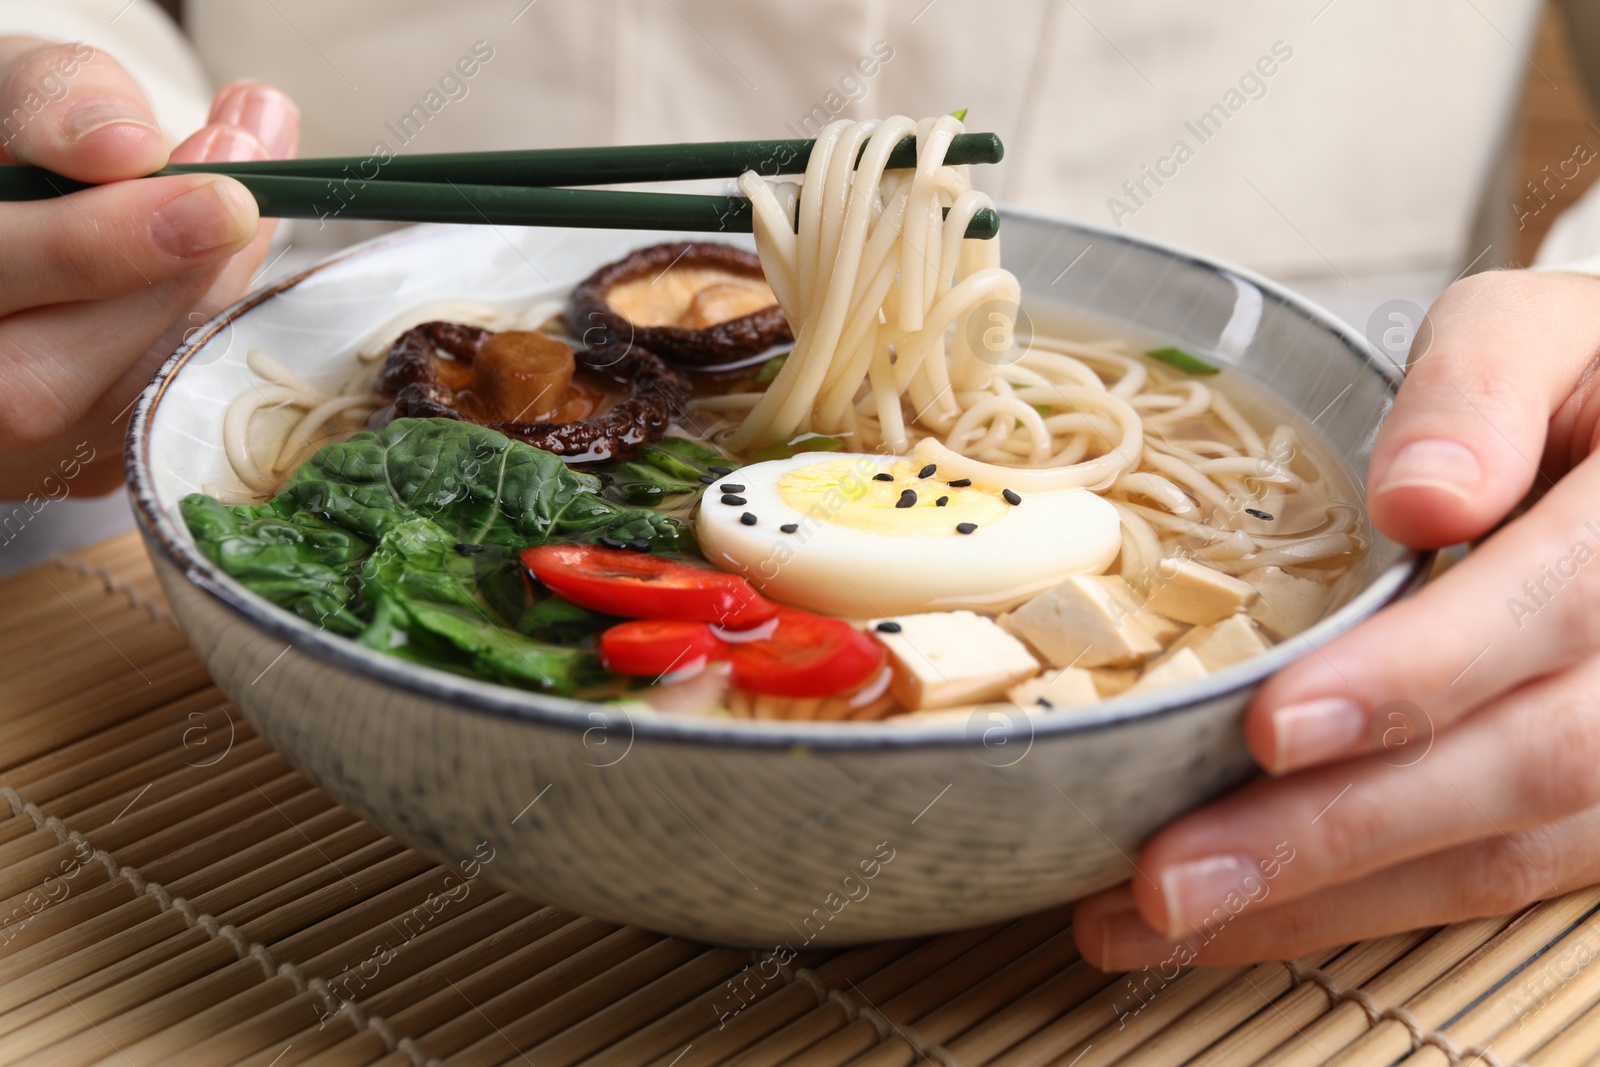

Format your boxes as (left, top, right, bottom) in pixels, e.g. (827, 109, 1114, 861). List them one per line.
(719, 483, 746, 494)
(709, 465, 733, 475)
(875, 621, 903, 633)
(629, 539, 653, 552)
(917, 463, 937, 479)
(956, 522, 978, 535)
(454, 543, 485, 555)
(597, 536, 625, 549)
(1036, 696, 1054, 710)
(947, 478, 972, 488)
(779, 523, 799, 534)
(720, 494, 748, 506)
(697, 475, 715, 484)
(1002, 488, 1021, 506)
(936, 496, 949, 507)
(872, 472, 894, 482)
(895, 489, 917, 509)
(740, 512, 758, 526)
(1246, 508, 1275, 521)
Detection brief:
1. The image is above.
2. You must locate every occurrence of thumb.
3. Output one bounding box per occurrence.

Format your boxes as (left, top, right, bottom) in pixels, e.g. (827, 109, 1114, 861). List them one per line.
(1367, 270, 1600, 548)
(0, 38, 168, 180)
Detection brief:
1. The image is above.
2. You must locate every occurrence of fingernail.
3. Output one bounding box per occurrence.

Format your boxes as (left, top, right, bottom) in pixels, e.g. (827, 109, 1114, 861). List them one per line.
(1099, 909, 1192, 971)
(212, 83, 298, 159)
(1159, 854, 1259, 937)
(203, 126, 271, 163)
(1272, 697, 1366, 771)
(151, 178, 257, 257)
(1376, 439, 1480, 499)
(64, 100, 161, 143)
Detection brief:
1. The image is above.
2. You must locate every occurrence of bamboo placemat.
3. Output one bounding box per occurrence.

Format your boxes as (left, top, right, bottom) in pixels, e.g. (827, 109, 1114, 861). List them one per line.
(3, 531, 1600, 1067)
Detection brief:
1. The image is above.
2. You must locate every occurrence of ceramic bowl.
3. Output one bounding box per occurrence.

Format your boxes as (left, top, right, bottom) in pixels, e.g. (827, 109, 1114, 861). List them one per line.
(125, 212, 1427, 947)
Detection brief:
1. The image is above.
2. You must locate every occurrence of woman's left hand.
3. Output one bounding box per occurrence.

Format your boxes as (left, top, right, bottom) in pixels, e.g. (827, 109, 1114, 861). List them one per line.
(0, 41, 300, 498)
(1073, 268, 1600, 968)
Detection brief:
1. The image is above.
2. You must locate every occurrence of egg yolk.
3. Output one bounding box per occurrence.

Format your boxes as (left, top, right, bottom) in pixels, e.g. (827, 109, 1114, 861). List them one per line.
(776, 458, 1009, 536)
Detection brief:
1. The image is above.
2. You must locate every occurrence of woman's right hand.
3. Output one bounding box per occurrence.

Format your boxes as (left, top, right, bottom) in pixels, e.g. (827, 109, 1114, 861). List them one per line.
(0, 37, 299, 498)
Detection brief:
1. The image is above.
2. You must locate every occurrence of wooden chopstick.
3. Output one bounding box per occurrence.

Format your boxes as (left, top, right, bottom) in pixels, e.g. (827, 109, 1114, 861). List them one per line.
(0, 170, 1001, 238)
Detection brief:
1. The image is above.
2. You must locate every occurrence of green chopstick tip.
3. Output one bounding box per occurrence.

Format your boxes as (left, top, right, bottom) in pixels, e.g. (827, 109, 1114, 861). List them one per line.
(968, 207, 1000, 240)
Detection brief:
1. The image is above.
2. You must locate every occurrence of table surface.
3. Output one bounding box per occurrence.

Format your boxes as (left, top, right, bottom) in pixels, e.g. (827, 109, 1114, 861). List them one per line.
(1, 530, 1598, 1067)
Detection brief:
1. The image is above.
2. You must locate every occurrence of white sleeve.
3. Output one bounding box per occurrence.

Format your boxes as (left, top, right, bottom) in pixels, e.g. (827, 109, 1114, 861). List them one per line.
(0, 0, 212, 142)
(1535, 178, 1600, 278)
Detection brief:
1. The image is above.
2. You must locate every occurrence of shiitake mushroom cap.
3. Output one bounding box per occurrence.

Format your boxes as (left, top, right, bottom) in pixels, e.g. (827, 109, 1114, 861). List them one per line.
(566, 242, 792, 369)
(376, 321, 688, 464)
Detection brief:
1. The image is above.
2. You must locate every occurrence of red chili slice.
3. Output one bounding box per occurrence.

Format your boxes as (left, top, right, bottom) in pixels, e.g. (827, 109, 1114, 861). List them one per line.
(520, 543, 778, 627)
(724, 609, 887, 698)
(600, 619, 727, 677)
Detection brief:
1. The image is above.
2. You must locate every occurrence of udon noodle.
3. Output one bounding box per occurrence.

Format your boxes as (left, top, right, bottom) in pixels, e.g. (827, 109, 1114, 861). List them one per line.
(721, 115, 1357, 589)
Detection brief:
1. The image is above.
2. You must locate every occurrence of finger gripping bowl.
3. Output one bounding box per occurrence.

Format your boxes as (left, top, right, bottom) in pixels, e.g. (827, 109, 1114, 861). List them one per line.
(126, 215, 1427, 946)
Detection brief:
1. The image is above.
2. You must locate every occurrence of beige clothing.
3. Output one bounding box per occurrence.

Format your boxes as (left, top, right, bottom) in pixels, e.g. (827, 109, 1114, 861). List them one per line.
(194, 0, 1542, 281)
(0, 0, 1568, 281)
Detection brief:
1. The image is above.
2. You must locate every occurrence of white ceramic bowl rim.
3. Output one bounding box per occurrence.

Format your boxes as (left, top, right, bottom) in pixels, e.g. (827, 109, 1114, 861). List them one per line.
(125, 209, 1431, 752)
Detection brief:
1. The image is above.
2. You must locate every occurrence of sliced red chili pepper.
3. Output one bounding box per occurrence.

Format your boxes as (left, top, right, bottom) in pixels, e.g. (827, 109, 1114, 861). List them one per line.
(520, 543, 777, 627)
(724, 608, 886, 698)
(600, 619, 727, 677)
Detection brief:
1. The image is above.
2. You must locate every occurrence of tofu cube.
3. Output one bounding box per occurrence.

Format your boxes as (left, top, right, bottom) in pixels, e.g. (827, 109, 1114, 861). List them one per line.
(1136, 607, 1188, 644)
(1088, 576, 1188, 643)
(1127, 648, 1208, 694)
(1092, 667, 1140, 697)
(872, 611, 1040, 711)
(1008, 667, 1099, 711)
(1163, 614, 1271, 672)
(1145, 559, 1258, 625)
(1000, 576, 1161, 668)
(1242, 566, 1330, 639)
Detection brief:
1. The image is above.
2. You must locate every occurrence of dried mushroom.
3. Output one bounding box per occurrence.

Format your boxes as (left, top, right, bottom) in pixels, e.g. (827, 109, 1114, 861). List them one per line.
(377, 321, 688, 464)
(567, 242, 791, 368)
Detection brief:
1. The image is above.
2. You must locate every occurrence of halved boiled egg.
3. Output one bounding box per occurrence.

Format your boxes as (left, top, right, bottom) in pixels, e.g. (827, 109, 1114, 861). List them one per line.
(695, 453, 1121, 617)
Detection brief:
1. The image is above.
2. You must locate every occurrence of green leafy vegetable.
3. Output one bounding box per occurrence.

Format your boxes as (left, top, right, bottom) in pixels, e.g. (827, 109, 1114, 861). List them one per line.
(275, 417, 681, 549)
(348, 588, 593, 691)
(394, 597, 593, 691)
(473, 545, 612, 640)
(1147, 346, 1220, 376)
(183, 419, 684, 694)
(358, 515, 479, 611)
(179, 494, 369, 635)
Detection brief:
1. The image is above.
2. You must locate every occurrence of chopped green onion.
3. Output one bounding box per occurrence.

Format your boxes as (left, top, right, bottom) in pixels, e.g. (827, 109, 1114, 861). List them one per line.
(755, 351, 788, 384)
(1147, 346, 1220, 376)
(645, 436, 734, 478)
(950, 108, 969, 121)
(1031, 403, 1052, 418)
(751, 433, 848, 463)
(598, 436, 740, 505)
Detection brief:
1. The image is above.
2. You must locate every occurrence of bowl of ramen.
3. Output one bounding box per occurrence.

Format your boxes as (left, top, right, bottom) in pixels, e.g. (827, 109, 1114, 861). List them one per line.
(126, 117, 1428, 947)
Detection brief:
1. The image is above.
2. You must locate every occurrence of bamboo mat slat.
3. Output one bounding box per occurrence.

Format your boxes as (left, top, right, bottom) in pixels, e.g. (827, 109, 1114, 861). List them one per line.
(1, 531, 1598, 1067)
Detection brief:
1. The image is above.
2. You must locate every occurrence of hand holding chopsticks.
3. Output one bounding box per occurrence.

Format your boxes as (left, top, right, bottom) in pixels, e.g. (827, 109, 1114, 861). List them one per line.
(0, 132, 1005, 238)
